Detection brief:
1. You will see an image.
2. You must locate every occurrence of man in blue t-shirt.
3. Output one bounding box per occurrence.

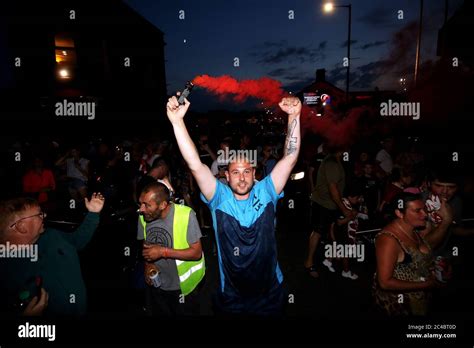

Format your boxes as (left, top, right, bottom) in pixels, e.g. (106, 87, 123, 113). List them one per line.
(166, 93, 301, 315)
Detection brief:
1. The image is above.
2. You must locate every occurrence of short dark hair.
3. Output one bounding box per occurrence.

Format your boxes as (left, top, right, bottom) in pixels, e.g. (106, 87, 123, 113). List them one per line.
(150, 158, 169, 178)
(141, 182, 170, 204)
(391, 192, 423, 214)
(389, 167, 413, 182)
(428, 167, 461, 186)
(220, 139, 231, 147)
(151, 158, 167, 170)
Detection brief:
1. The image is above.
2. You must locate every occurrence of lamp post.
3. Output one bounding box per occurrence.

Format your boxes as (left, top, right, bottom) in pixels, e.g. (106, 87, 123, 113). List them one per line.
(414, 0, 424, 87)
(324, 2, 352, 102)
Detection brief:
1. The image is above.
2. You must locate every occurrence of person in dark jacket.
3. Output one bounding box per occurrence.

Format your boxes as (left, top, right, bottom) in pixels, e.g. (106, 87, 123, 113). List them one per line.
(0, 193, 105, 316)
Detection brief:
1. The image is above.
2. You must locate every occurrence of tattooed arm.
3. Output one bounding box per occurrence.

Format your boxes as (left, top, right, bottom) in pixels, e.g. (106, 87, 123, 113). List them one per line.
(270, 96, 302, 195)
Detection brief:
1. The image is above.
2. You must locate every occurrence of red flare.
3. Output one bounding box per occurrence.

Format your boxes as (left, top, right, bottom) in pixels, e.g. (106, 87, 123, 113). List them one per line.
(193, 74, 368, 147)
(193, 75, 285, 106)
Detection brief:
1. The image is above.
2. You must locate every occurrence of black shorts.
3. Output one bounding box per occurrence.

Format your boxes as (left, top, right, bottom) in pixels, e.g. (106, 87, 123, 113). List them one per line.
(310, 202, 340, 238)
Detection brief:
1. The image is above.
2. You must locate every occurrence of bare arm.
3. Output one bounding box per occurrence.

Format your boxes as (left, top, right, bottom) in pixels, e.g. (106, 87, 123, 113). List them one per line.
(143, 240, 203, 261)
(167, 240, 202, 261)
(166, 96, 216, 201)
(420, 199, 454, 249)
(420, 221, 452, 250)
(329, 182, 347, 212)
(271, 97, 302, 195)
(54, 153, 68, 167)
(329, 183, 355, 220)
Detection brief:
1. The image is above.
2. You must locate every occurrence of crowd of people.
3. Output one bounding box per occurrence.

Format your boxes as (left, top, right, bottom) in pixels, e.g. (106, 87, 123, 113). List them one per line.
(1, 96, 473, 318)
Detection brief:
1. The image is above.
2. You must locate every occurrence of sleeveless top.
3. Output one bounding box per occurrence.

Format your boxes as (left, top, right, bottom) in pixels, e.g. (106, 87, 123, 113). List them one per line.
(373, 230, 434, 316)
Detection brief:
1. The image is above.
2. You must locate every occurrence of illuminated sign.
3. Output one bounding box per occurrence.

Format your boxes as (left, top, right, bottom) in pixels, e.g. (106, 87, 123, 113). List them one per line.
(303, 93, 319, 105)
(303, 92, 331, 106)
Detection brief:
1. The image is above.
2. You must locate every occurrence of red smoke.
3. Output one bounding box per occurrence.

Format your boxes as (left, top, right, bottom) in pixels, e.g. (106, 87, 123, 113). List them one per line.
(301, 105, 370, 147)
(193, 74, 369, 146)
(193, 75, 285, 106)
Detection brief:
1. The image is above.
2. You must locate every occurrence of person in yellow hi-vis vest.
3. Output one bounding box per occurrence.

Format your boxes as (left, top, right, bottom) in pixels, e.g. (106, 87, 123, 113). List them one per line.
(137, 182, 205, 316)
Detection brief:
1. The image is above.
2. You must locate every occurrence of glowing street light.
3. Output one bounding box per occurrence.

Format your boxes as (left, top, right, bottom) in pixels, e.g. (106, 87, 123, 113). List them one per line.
(323, 2, 334, 13)
(59, 69, 69, 78)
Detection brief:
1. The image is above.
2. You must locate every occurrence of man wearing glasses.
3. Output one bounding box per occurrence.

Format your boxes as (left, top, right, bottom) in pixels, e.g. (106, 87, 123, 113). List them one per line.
(0, 193, 105, 316)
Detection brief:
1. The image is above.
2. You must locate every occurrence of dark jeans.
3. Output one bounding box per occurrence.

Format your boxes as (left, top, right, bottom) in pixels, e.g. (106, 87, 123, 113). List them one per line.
(145, 281, 204, 317)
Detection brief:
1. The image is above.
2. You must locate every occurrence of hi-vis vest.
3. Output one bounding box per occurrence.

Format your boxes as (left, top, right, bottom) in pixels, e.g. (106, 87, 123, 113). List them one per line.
(139, 204, 205, 296)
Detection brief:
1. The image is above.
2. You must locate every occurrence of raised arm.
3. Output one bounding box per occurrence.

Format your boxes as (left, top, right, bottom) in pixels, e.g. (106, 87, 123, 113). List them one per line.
(420, 198, 454, 249)
(271, 96, 302, 195)
(54, 152, 68, 167)
(329, 182, 356, 219)
(60, 193, 104, 250)
(166, 95, 216, 201)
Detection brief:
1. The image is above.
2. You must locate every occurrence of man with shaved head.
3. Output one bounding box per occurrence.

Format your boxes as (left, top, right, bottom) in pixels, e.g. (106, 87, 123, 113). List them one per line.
(137, 182, 205, 316)
(166, 93, 301, 315)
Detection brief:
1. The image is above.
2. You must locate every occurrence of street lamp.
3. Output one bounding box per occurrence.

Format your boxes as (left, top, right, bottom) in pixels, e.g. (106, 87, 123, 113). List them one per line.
(323, 2, 352, 102)
(414, 0, 424, 87)
(323, 3, 334, 12)
(59, 69, 69, 78)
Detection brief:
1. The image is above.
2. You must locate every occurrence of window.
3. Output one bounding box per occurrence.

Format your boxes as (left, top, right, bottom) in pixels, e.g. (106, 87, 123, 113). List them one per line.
(55, 33, 76, 80)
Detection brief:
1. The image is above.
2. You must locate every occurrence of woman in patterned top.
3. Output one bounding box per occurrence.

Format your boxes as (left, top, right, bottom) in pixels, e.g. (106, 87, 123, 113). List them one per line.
(373, 192, 453, 316)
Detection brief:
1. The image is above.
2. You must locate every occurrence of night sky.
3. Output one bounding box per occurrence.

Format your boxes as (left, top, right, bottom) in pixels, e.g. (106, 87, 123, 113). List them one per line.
(124, 0, 463, 111)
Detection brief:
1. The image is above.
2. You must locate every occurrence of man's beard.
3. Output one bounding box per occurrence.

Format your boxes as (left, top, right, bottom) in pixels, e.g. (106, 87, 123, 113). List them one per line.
(144, 210, 162, 222)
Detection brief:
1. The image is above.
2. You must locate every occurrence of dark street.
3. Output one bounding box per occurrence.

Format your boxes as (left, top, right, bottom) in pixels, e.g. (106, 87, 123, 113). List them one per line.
(77, 198, 474, 319)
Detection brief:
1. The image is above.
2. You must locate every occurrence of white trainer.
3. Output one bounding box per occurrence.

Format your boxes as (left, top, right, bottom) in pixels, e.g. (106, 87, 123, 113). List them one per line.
(341, 270, 359, 280)
(322, 259, 336, 273)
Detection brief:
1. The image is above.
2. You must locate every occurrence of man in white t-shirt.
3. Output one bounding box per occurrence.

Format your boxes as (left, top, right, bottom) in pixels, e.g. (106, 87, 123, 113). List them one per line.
(55, 148, 90, 200)
(375, 137, 394, 176)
